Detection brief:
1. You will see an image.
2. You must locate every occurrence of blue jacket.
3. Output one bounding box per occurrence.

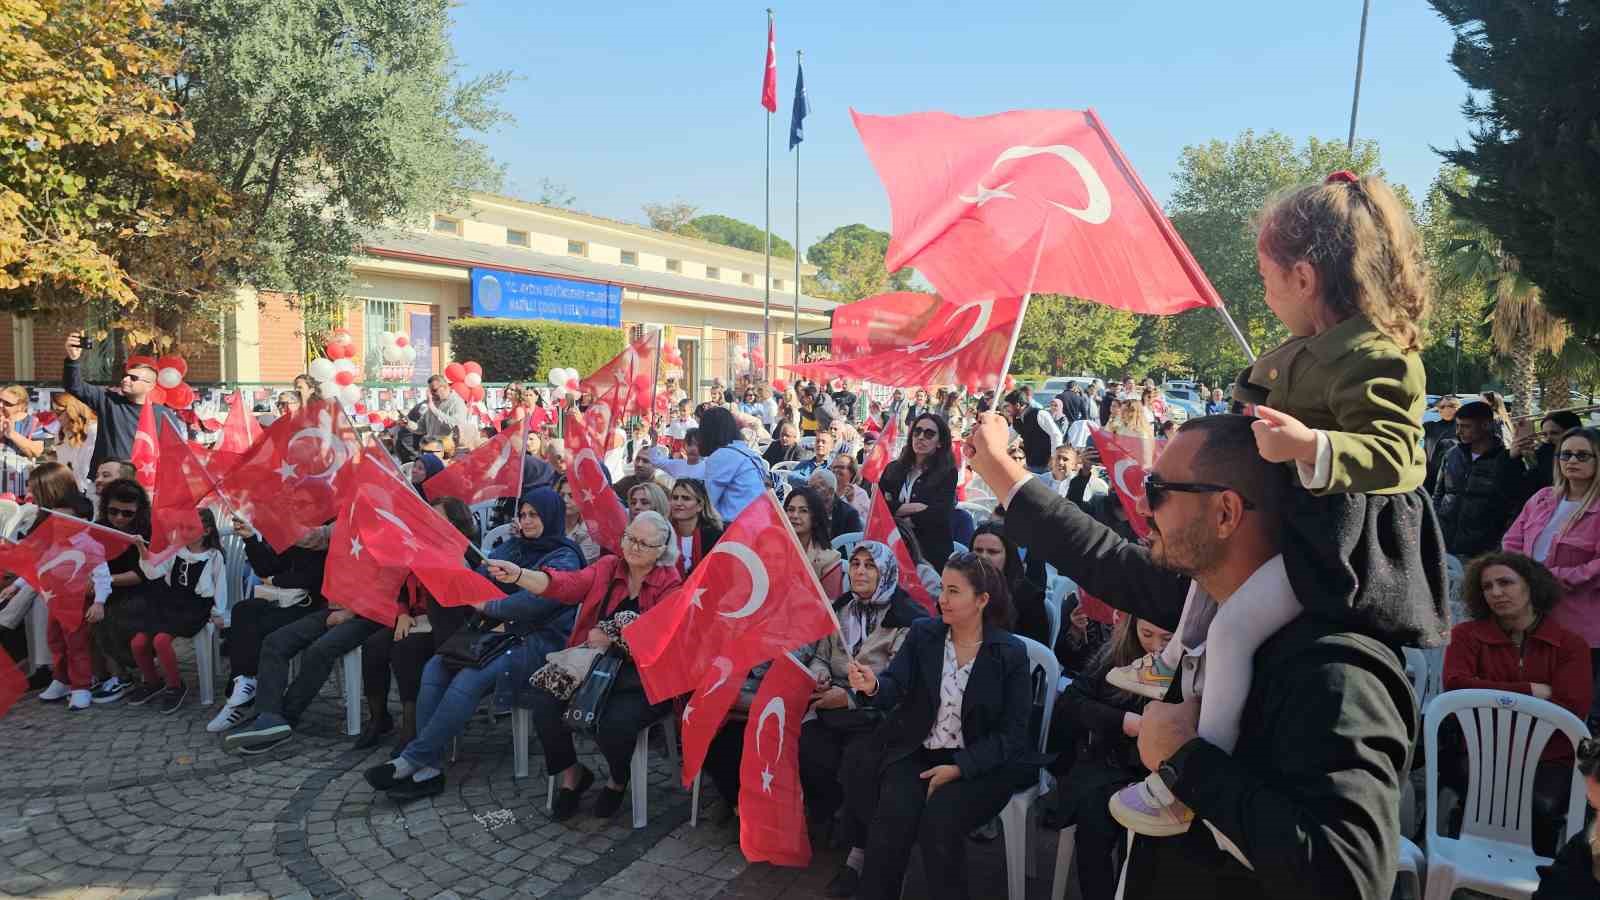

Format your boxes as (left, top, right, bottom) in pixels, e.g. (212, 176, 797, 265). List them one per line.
(480, 539, 583, 708)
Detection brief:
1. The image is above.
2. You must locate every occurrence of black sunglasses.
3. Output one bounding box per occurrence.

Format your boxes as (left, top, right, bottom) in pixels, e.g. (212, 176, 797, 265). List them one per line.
(1143, 473, 1255, 511)
(1556, 450, 1594, 462)
(911, 426, 940, 439)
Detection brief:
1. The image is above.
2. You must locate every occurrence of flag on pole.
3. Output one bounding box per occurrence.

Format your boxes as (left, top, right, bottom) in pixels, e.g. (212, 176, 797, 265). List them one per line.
(131, 401, 159, 489)
(737, 651, 816, 867)
(677, 654, 750, 788)
(148, 419, 213, 565)
(1086, 424, 1163, 540)
(421, 417, 527, 506)
(864, 489, 936, 614)
(761, 13, 778, 113)
(788, 60, 808, 149)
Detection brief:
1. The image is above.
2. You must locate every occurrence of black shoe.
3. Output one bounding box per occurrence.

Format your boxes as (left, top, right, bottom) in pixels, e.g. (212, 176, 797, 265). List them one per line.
(592, 784, 627, 820)
(124, 683, 164, 706)
(353, 714, 394, 750)
(157, 684, 188, 715)
(551, 766, 594, 822)
(365, 762, 402, 791)
(387, 773, 446, 803)
(825, 863, 860, 898)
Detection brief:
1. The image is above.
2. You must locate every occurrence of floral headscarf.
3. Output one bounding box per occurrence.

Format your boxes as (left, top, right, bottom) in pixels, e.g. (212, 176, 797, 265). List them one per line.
(840, 540, 901, 655)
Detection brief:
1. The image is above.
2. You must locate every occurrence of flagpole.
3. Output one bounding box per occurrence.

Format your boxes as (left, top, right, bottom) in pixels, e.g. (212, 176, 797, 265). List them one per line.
(763, 9, 774, 390)
(793, 48, 802, 372)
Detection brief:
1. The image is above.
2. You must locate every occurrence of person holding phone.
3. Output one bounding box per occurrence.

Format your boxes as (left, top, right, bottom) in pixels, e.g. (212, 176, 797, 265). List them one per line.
(62, 331, 182, 471)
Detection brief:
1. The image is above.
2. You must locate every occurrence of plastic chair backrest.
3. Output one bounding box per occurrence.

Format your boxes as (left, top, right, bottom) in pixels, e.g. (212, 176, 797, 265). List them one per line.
(1014, 634, 1061, 792)
(220, 533, 251, 612)
(481, 523, 515, 554)
(1423, 689, 1591, 851)
(830, 531, 863, 556)
(469, 500, 497, 537)
(771, 460, 801, 474)
(951, 542, 968, 556)
(949, 507, 976, 548)
(1402, 646, 1428, 708)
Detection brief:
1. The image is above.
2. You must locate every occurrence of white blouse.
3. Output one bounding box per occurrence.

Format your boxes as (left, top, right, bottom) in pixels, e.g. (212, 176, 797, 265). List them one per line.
(923, 633, 974, 750)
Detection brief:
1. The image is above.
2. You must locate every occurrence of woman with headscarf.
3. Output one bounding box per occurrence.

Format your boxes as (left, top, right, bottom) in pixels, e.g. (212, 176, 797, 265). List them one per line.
(802, 540, 931, 896)
(409, 452, 444, 495)
(362, 487, 585, 800)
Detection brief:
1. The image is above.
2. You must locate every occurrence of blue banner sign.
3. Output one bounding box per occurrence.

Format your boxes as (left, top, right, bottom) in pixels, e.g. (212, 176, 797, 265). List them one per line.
(470, 268, 621, 327)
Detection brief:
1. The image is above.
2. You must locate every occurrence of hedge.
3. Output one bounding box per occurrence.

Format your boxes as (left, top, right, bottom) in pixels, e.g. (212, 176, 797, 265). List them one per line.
(448, 319, 624, 382)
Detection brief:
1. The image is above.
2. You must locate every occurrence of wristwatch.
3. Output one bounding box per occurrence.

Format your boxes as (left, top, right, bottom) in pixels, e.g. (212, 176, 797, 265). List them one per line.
(1157, 759, 1181, 796)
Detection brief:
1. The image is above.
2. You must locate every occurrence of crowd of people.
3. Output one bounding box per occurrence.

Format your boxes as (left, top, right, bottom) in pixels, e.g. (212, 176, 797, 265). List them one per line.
(3, 176, 1600, 899)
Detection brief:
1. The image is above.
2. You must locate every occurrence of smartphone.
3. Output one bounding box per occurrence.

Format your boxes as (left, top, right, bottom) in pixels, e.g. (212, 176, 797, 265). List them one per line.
(74, 333, 94, 350)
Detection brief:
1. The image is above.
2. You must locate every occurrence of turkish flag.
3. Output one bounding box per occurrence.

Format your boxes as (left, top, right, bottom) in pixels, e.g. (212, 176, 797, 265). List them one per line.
(562, 410, 627, 555)
(0, 513, 139, 633)
(1076, 590, 1117, 626)
(215, 401, 362, 551)
(828, 292, 948, 362)
(737, 651, 815, 867)
(580, 337, 660, 423)
(786, 296, 1027, 393)
(422, 417, 526, 506)
(624, 493, 840, 704)
(148, 418, 214, 565)
(0, 645, 25, 719)
(852, 108, 1223, 315)
(131, 401, 159, 489)
(677, 655, 751, 788)
(760, 17, 777, 113)
(860, 416, 899, 485)
(864, 489, 937, 614)
(1087, 424, 1163, 539)
(321, 454, 412, 626)
(218, 389, 263, 454)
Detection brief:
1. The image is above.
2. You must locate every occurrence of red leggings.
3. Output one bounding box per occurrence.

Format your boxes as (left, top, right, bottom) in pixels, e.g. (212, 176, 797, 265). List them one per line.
(46, 616, 94, 690)
(130, 633, 180, 689)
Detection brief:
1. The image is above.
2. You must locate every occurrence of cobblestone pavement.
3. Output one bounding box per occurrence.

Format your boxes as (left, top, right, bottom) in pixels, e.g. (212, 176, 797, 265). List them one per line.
(1, 646, 1070, 900)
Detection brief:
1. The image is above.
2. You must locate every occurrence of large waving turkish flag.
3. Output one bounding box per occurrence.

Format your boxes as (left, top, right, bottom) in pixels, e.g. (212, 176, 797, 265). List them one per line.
(562, 410, 627, 555)
(216, 401, 362, 551)
(422, 417, 526, 506)
(0, 513, 139, 633)
(149, 417, 214, 565)
(852, 108, 1222, 315)
(788, 295, 1027, 393)
(863, 489, 936, 614)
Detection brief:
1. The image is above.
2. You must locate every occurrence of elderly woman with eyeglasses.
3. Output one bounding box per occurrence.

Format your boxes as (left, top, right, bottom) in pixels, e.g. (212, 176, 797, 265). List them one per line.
(486, 511, 684, 822)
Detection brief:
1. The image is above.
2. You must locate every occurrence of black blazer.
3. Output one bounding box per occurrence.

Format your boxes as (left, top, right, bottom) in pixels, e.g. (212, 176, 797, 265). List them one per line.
(878, 458, 957, 567)
(861, 618, 1038, 783)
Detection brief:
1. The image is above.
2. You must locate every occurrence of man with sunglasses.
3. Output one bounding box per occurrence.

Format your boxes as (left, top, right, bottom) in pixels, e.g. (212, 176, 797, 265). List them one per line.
(63, 331, 183, 472)
(968, 411, 1415, 900)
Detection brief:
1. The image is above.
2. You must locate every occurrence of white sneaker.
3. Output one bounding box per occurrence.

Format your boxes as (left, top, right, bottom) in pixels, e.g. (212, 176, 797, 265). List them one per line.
(68, 689, 92, 710)
(207, 701, 254, 733)
(224, 675, 256, 708)
(38, 680, 70, 702)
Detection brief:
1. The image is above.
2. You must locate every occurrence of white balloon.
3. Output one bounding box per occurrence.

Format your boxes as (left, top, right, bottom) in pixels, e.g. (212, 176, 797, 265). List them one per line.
(382, 346, 403, 364)
(157, 367, 182, 389)
(339, 384, 361, 406)
(308, 358, 335, 382)
(548, 368, 564, 387)
(332, 358, 357, 374)
(318, 381, 339, 400)
(380, 331, 397, 347)
(400, 346, 417, 364)
(465, 372, 482, 388)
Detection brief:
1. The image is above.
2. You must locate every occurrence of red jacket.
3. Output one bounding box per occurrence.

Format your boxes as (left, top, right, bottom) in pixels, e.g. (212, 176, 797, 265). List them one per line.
(540, 555, 682, 649)
(1442, 616, 1593, 761)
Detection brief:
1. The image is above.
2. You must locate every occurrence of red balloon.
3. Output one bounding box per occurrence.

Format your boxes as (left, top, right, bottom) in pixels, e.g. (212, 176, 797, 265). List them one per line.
(470, 385, 485, 402)
(444, 362, 466, 383)
(394, 334, 409, 348)
(156, 354, 187, 377)
(367, 412, 383, 425)
(463, 361, 483, 376)
(163, 383, 195, 409)
(771, 378, 789, 394)
(451, 381, 471, 400)
(334, 370, 355, 387)
(323, 343, 344, 361)
(354, 403, 367, 414)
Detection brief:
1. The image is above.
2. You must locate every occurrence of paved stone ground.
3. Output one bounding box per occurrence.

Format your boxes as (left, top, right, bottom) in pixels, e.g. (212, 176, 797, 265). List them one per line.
(1, 645, 1072, 900)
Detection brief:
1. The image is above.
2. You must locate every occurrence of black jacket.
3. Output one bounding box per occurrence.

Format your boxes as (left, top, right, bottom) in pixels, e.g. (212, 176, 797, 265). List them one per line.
(1060, 391, 1091, 424)
(1533, 831, 1599, 899)
(830, 497, 863, 538)
(878, 458, 957, 567)
(1433, 440, 1526, 557)
(762, 440, 804, 467)
(861, 617, 1039, 784)
(243, 536, 330, 606)
(1422, 418, 1459, 493)
(62, 358, 181, 470)
(1016, 407, 1053, 469)
(1005, 478, 1416, 900)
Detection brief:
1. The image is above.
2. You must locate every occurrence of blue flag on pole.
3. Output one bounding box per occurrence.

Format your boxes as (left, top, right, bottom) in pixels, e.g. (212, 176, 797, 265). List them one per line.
(788, 62, 809, 150)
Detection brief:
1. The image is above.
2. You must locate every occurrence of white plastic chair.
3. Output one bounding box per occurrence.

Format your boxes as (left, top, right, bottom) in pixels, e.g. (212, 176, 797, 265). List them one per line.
(283, 645, 362, 736)
(546, 716, 680, 829)
(1403, 646, 1429, 709)
(951, 542, 969, 556)
(957, 501, 993, 525)
(1049, 824, 1077, 900)
(1397, 835, 1426, 899)
(469, 500, 497, 537)
(771, 460, 801, 475)
(1000, 635, 1062, 900)
(830, 531, 863, 557)
(1422, 689, 1592, 900)
(26, 592, 50, 670)
(194, 623, 218, 706)
(481, 523, 515, 554)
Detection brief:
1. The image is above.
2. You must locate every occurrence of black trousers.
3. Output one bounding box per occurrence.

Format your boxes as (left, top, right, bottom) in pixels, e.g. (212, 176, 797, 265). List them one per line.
(526, 676, 669, 785)
(798, 716, 879, 838)
(225, 598, 325, 677)
(1059, 759, 1140, 900)
(361, 629, 436, 705)
(858, 748, 1024, 900)
(255, 612, 381, 723)
(703, 720, 746, 806)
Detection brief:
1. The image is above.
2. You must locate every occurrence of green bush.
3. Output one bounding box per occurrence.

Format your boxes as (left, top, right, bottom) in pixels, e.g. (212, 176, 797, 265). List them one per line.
(449, 319, 624, 382)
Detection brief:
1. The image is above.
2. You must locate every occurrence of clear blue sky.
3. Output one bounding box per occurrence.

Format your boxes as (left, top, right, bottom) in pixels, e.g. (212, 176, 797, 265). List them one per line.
(447, 0, 1471, 255)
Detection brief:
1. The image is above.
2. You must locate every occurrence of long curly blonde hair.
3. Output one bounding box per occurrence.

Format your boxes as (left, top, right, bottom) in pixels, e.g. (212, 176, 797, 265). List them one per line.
(1256, 174, 1430, 352)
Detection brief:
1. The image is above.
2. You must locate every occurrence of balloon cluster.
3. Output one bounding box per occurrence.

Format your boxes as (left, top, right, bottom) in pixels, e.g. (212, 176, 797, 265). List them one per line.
(444, 361, 486, 403)
(307, 327, 363, 406)
(378, 330, 417, 366)
(354, 401, 398, 430)
(133, 354, 196, 408)
(546, 367, 581, 401)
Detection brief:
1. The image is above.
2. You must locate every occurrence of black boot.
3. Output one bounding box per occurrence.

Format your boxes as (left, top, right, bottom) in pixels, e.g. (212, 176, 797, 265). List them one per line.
(390, 701, 417, 751)
(353, 701, 393, 750)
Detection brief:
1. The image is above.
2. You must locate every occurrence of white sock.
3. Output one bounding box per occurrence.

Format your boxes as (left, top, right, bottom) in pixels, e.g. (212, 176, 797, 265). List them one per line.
(390, 756, 417, 779)
(411, 766, 440, 783)
(846, 847, 864, 872)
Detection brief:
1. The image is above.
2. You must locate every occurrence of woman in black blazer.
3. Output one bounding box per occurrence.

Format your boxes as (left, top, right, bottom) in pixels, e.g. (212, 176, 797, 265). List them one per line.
(877, 412, 958, 568)
(845, 553, 1039, 900)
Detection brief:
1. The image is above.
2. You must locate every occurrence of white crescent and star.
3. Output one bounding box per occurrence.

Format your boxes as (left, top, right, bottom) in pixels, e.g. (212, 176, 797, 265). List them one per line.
(755, 697, 787, 793)
(285, 426, 351, 482)
(38, 549, 87, 584)
(959, 143, 1113, 225)
(482, 437, 515, 481)
(372, 507, 420, 549)
(920, 300, 994, 364)
(707, 543, 771, 620)
(1112, 458, 1142, 503)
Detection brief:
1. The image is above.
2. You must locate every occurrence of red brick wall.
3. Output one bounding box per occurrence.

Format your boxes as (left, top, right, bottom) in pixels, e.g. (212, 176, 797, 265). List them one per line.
(258, 291, 307, 383)
(0, 318, 16, 382)
(31, 315, 76, 385)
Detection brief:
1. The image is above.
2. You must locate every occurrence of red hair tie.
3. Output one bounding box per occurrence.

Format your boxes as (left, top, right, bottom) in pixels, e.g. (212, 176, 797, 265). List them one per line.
(1326, 170, 1359, 185)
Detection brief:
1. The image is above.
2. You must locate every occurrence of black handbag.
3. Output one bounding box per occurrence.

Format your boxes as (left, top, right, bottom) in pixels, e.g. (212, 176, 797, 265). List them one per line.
(562, 651, 623, 736)
(435, 615, 518, 669)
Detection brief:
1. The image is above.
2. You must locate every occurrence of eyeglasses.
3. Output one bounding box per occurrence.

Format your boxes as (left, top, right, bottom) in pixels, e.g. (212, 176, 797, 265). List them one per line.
(1557, 450, 1595, 462)
(621, 534, 665, 551)
(911, 427, 939, 439)
(1142, 473, 1255, 511)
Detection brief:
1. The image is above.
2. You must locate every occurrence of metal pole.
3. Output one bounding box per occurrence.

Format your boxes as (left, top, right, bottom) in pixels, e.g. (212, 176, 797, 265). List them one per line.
(1214, 305, 1257, 363)
(1347, 0, 1371, 150)
(1452, 324, 1461, 394)
(763, 9, 773, 387)
(793, 49, 802, 375)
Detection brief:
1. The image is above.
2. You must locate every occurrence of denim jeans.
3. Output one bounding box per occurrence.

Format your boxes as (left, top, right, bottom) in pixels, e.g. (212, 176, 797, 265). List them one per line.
(399, 654, 507, 769)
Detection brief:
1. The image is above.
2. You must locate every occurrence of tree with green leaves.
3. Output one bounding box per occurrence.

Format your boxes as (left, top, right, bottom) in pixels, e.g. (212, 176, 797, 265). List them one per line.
(1417, 165, 1496, 394)
(1011, 295, 1138, 377)
(1428, 0, 1600, 346)
(686, 214, 794, 259)
(171, 0, 509, 312)
(804, 223, 913, 301)
(642, 200, 700, 236)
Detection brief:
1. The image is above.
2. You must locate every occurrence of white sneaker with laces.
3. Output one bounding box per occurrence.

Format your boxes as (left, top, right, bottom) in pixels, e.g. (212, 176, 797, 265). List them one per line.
(38, 680, 70, 702)
(224, 675, 256, 708)
(68, 689, 92, 710)
(91, 676, 130, 704)
(207, 700, 254, 733)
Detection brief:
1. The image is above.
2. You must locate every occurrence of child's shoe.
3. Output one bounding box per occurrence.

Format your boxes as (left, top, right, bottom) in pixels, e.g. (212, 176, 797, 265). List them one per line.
(1105, 651, 1176, 700)
(1108, 776, 1194, 837)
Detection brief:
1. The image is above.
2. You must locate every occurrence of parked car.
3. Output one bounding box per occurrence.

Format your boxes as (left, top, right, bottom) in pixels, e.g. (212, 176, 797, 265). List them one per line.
(1040, 376, 1100, 398)
(1162, 389, 1205, 422)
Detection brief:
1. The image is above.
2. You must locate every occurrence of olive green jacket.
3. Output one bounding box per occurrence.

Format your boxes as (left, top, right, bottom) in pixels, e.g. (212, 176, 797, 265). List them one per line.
(1232, 315, 1425, 495)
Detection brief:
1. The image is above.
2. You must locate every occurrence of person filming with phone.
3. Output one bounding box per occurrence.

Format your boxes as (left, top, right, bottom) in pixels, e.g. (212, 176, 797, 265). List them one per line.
(63, 331, 182, 471)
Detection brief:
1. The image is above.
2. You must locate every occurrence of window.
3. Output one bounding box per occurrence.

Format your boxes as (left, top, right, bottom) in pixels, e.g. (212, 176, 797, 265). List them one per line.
(431, 215, 461, 235)
(505, 228, 529, 247)
(774, 278, 787, 291)
(705, 266, 720, 280)
(741, 272, 755, 286)
(363, 299, 403, 382)
(567, 239, 588, 257)
(620, 250, 638, 266)
(666, 259, 682, 273)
